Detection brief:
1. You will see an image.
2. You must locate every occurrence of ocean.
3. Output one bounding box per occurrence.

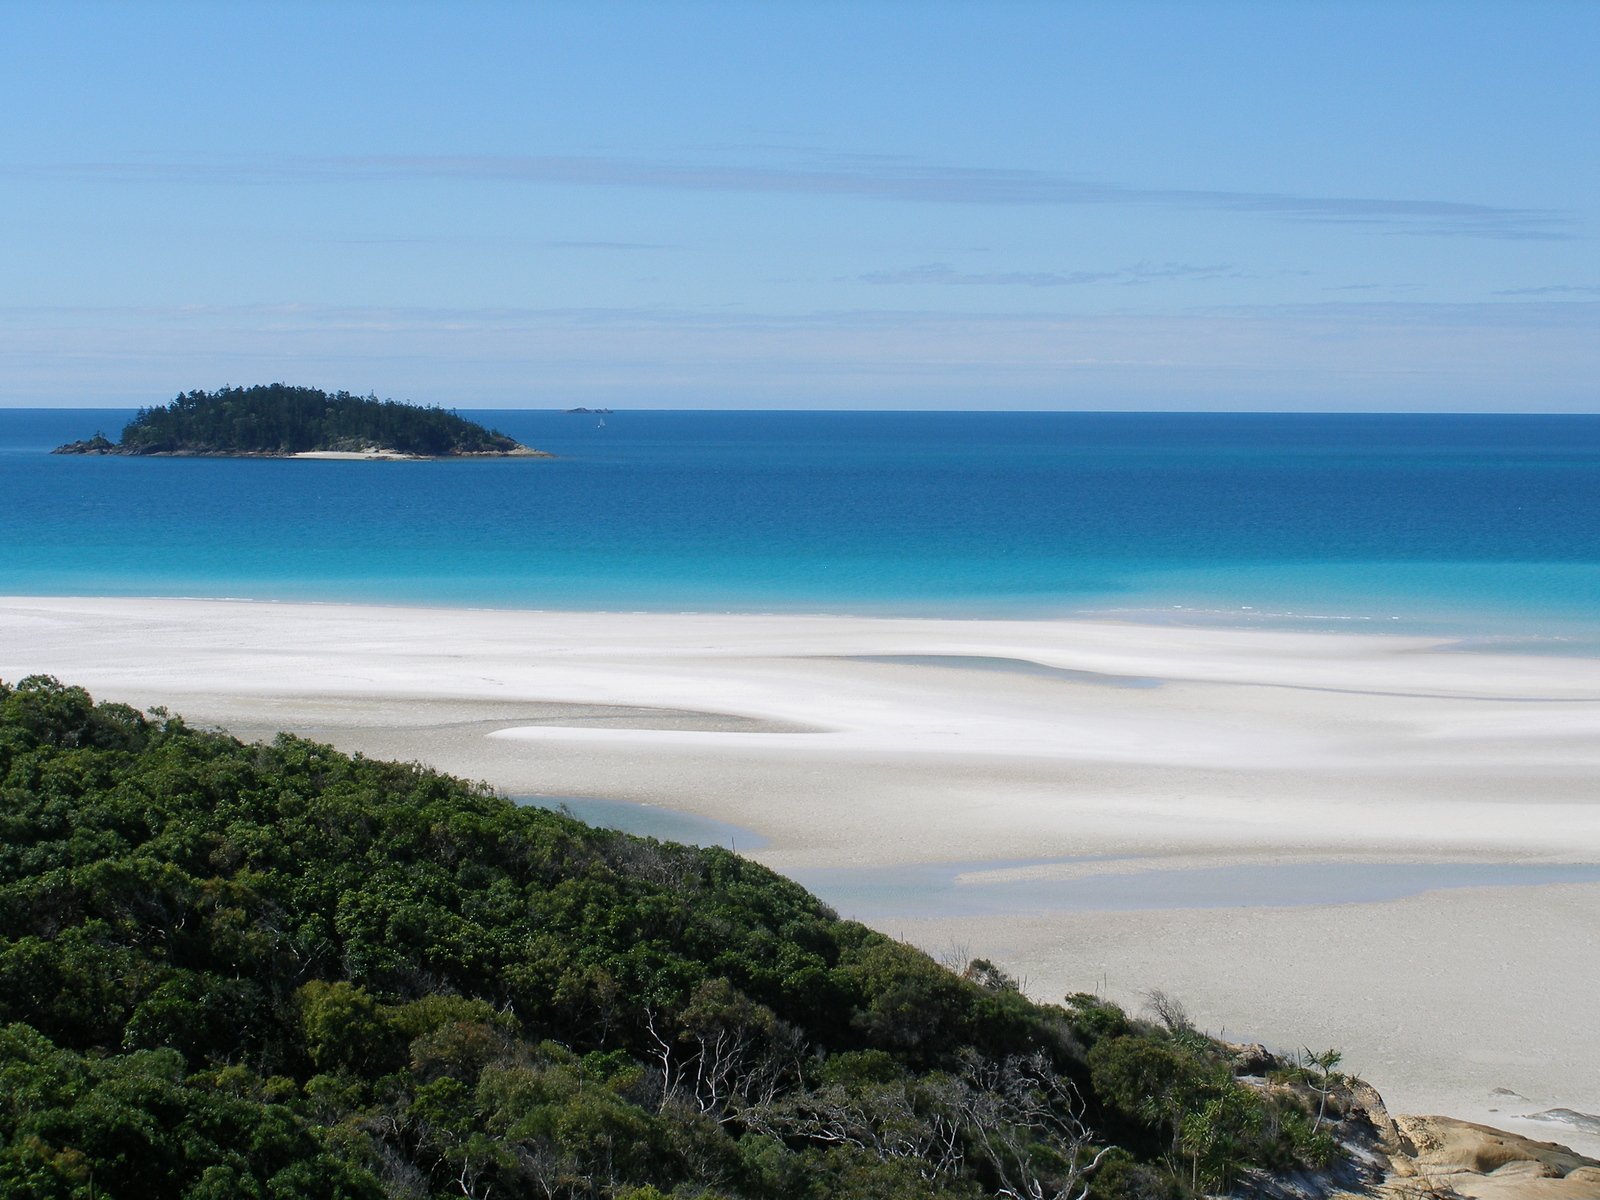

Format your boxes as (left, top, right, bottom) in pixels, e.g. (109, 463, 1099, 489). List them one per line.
(3, 408, 1598, 647)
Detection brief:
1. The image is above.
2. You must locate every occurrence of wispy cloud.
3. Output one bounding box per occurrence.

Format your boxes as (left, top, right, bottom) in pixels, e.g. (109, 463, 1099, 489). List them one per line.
(7, 298, 1598, 329)
(1321, 282, 1420, 293)
(5, 299, 1596, 410)
(1205, 299, 1600, 328)
(1492, 284, 1600, 296)
(1274, 212, 1575, 242)
(6, 152, 1572, 241)
(326, 235, 666, 250)
(858, 261, 1243, 287)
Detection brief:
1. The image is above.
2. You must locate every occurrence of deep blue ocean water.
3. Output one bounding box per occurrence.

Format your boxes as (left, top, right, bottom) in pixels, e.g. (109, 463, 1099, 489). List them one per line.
(3, 408, 1598, 646)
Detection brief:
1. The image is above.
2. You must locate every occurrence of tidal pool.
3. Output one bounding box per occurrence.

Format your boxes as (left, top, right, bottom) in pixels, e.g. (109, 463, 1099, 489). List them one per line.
(786, 859, 1600, 921)
(516, 794, 769, 851)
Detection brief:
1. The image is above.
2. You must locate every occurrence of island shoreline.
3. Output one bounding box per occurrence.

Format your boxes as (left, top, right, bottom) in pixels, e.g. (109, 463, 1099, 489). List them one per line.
(53, 445, 553, 460)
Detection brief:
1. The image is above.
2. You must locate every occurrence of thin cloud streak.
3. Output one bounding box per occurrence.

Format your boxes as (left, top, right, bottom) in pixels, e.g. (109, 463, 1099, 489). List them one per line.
(5, 298, 1598, 330)
(1322, 283, 1419, 293)
(326, 236, 666, 250)
(5, 152, 1572, 241)
(858, 261, 1244, 287)
(5, 298, 1595, 410)
(1493, 284, 1600, 296)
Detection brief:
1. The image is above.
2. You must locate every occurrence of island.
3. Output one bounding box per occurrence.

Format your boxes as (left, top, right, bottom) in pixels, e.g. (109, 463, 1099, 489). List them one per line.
(53, 383, 552, 459)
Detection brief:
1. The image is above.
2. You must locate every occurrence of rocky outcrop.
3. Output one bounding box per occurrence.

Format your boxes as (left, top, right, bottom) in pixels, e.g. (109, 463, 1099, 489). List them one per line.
(1215, 1044, 1600, 1200)
(1362, 1108, 1600, 1200)
(52, 433, 116, 454)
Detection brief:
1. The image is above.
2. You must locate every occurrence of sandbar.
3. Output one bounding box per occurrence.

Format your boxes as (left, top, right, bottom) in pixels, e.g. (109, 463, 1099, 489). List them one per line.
(2, 595, 1596, 1155)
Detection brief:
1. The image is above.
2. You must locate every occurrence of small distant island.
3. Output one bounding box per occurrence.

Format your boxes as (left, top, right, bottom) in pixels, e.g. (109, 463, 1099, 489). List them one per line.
(54, 384, 551, 459)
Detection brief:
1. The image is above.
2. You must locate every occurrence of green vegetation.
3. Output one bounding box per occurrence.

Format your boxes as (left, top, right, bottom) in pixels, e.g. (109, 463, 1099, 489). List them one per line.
(0, 678, 1348, 1199)
(53, 385, 540, 457)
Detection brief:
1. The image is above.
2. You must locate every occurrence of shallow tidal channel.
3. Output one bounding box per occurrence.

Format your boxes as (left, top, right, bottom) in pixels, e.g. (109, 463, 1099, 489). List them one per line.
(516, 796, 1600, 921)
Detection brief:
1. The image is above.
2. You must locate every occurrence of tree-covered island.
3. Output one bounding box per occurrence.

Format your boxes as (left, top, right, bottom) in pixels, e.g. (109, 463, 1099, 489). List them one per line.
(0, 676, 1410, 1200)
(53, 385, 550, 459)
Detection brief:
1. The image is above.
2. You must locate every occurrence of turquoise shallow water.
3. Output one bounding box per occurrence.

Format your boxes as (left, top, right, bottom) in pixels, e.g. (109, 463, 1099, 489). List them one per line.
(3, 408, 1598, 647)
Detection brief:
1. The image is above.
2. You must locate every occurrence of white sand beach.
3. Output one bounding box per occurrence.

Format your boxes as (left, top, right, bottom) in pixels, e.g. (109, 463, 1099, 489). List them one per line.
(3, 595, 1597, 1156)
(287, 449, 425, 460)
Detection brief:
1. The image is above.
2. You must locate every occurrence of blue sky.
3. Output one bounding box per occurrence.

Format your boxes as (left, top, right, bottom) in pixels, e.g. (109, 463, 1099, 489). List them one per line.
(2, 1, 1596, 409)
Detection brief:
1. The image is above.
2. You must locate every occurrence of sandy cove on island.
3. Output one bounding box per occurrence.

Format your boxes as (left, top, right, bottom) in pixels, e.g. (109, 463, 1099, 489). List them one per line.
(3, 595, 1598, 1172)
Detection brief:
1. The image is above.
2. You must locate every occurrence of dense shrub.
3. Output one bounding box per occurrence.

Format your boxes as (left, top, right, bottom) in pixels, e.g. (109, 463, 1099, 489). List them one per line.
(0, 677, 1337, 1198)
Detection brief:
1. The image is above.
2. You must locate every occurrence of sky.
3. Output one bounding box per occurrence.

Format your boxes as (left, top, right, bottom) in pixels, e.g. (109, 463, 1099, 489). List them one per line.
(2, 0, 1596, 411)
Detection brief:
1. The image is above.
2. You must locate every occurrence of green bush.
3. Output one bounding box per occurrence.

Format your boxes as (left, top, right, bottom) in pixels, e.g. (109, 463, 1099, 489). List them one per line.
(0, 677, 1344, 1198)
